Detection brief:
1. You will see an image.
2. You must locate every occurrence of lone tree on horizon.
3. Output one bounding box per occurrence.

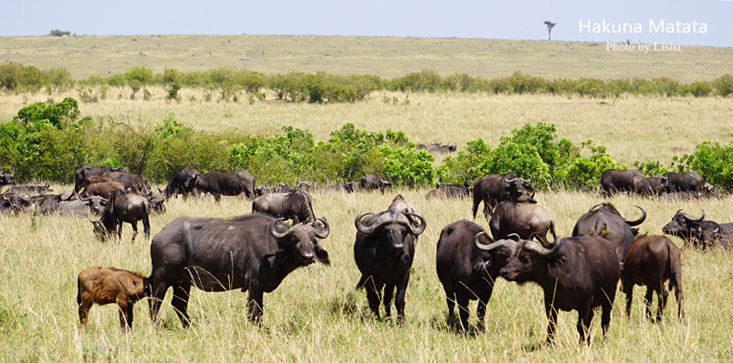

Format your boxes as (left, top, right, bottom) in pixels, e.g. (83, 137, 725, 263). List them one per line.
(544, 21, 557, 41)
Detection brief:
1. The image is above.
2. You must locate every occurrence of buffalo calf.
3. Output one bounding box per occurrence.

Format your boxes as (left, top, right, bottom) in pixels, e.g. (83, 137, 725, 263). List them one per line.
(77, 266, 150, 330)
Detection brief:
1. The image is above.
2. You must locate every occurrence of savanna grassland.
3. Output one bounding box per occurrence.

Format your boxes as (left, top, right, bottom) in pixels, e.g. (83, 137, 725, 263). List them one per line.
(1, 35, 733, 362)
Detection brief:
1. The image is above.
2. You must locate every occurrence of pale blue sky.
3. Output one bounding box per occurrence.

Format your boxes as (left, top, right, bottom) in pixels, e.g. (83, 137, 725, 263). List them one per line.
(3, 0, 731, 47)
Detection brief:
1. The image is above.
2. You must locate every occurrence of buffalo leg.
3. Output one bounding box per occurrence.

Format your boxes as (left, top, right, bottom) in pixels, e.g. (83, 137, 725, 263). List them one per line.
(623, 282, 634, 318)
(476, 288, 493, 332)
(657, 286, 669, 322)
(601, 299, 613, 342)
(247, 288, 264, 324)
(130, 221, 138, 243)
(644, 288, 654, 321)
(444, 288, 456, 318)
(172, 284, 192, 328)
(383, 284, 395, 319)
(394, 274, 410, 325)
(545, 302, 558, 345)
(78, 299, 93, 326)
(455, 290, 470, 332)
(118, 301, 130, 331)
(675, 286, 685, 323)
(143, 215, 151, 239)
(148, 271, 173, 324)
(576, 306, 593, 345)
(364, 278, 383, 318)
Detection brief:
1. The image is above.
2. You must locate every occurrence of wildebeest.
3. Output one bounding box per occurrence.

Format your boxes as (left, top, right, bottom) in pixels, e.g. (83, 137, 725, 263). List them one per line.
(359, 173, 392, 194)
(148, 214, 330, 326)
(77, 266, 150, 330)
(628, 175, 667, 196)
(425, 183, 470, 199)
(59, 195, 107, 216)
(90, 190, 151, 242)
(489, 200, 557, 245)
(572, 203, 646, 262)
(353, 203, 427, 323)
(102, 171, 151, 194)
(471, 172, 534, 219)
(73, 165, 126, 192)
(500, 235, 620, 345)
(599, 168, 643, 197)
(195, 169, 256, 202)
(436, 220, 517, 331)
(621, 235, 684, 322)
(163, 167, 202, 199)
(662, 171, 704, 193)
(252, 190, 316, 224)
(78, 181, 125, 199)
(698, 228, 733, 250)
(662, 209, 733, 246)
(315, 181, 358, 193)
(6, 183, 51, 195)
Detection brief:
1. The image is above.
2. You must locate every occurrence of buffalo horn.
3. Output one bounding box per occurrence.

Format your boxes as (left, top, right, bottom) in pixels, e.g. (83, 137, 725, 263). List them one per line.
(682, 209, 705, 222)
(403, 212, 427, 235)
(589, 204, 603, 212)
(625, 205, 647, 226)
(521, 177, 532, 183)
(523, 239, 563, 257)
(475, 231, 516, 252)
(506, 233, 521, 241)
(314, 217, 330, 239)
(503, 175, 517, 183)
(270, 218, 293, 239)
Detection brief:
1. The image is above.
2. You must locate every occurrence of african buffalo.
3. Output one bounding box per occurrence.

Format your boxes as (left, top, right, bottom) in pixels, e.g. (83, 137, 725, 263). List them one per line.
(73, 165, 126, 192)
(662, 209, 733, 246)
(490, 200, 557, 245)
(471, 172, 534, 219)
(353, 202, 427, 324)
(500, 235, 620, 345)
(0, 192, 33, 213)
(77, 266, 150, 331)
(6, 183, 51, 195)
(163, 168, 202, 199)
(59, 195, 107, 216)
(195, 169, 255, 202)
(572, 203, 646, 262)
(145, 190, 166, 214)
(417, 143, 457, 153)
(359, 173, 392, 194)
(622, 235, 684, 322)
(90, 190, 151, 242)
(436, 220, 517, 331)
(315, 181, 358, 193)
(425, 183, 470, 199)
(148, 214, 330, 326)
(599, 168, 643, 197)
(33, 191, 73, 214)
(0, 170, 15, 188)
(78, 181, 125, 199)
(252, 190, 316, 224)
(698, 228, 733, 250)
(662, 172, 704, 193)
(628, 175, 667, 196)
(102, 171, 151, 194)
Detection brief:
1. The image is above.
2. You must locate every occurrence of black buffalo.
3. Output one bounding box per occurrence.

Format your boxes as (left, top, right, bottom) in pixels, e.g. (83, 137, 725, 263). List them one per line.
(315, 181, 358, 193)
(416, 143, 457, 153)
(628, 175, 667, 196)
(353, 203, 426, 323)
(195, 169, 255, 202)
(163, 168, 202, 199)
(6, 183, 51, 196)
(425, 183, 470, 199)
(662, 209, 733, 246)
(359, 173, 392, 194)
(662, 172, 704, 193)
(436, 220, 517, 331)
(90, 190, 151, 242)
(599, 168, 643, 197)
(0, 170, 15, 189)
(500, 235, 620, 345)
(471, 173, 534, 219)
(252, 190, 316, 224)
(73, 165, 126, 193)
(572, 203, 646, 262)
(148, 214, 330, 326)
(489, 200, 557, 245)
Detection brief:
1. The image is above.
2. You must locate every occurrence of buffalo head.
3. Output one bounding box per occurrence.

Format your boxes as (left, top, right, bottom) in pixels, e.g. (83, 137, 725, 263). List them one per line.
(270, 217, 330, 265)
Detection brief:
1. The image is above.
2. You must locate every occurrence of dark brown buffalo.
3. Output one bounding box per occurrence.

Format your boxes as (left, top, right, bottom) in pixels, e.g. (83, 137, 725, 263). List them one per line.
(471, 172, 534, 219)
(425, 183, 470, 199)
(59, 195, 107, 216)
(315, 181, 358, 193)
(195, 169, 255, 202)
(252, 190, 316, 224)
(359, 173, 392, 194)
(78, 181, 125, 199)
(489, 200, 557, 245)
(73, 165, 126, 192)
(622, 235, 684, 323)
(102, 171, 151, 194)
(163, 168, 202, 199)
(77, 266, 150, 331)
(90, 190, 151, 242)
(698, 228, 733, 250)
(500, 235, 620, 345)
(599, 168, 643, 197)
(628, 175, 667, 196)
(0, 192, 33, 213)
(436, 220, 517, 331)
(662, 209, 733, 246)
(354, 203, 427, 324)
(33, 191, 73, 214)
(145, 191, 166, 214)
(662, 172, 704, 193)
(572, 203, 646, 262)
(0, 170, 15, 188)
(6, 183, 51, 195)
(417, 143, 457, 153)
(148, 214, 330, 326)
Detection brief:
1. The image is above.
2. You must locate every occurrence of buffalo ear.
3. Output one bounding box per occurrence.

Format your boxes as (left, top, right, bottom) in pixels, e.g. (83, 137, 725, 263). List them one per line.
(315, 244, 330, 265)
(473, 255, 494, 271)
(549, 254, 566, 267)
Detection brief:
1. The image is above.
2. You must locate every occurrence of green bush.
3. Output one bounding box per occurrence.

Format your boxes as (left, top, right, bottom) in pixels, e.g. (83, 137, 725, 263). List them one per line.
(688, 81, 713, 97)
(713, 74, 733, 97)
(678, 141, 733, 191)
(564, 140, 620, 190)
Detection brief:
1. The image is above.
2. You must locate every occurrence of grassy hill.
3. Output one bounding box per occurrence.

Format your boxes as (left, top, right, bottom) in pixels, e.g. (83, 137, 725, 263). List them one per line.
(1, 34, 732, 81)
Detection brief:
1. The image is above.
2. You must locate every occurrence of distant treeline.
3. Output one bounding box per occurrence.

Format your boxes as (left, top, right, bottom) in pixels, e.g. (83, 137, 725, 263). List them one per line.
(1, 62, 732, 101)
(2, 97, 732, 192)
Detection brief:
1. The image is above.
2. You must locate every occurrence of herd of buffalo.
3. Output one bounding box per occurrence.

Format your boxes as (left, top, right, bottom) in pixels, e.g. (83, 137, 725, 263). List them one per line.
(1, 165, 730, 345)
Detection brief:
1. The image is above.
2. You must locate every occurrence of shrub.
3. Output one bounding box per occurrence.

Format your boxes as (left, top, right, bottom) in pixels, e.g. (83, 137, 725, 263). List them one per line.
(678, 141, 733, 191)
(564, 140, 620, 190)
(688, 81, 712, 97)
(713, 74, 733, 97)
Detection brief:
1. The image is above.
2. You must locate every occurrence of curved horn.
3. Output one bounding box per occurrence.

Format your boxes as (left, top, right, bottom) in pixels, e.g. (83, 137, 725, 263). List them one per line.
(475, 231, 504, 250)
(682, 209, 705, 222)
(270, 218, 293, 239)
(355, 212, 396, 235)
(506, 233, 521, 241)
(314, 217, 330, 239)
(523, 239, 563, 257)
(503, 175, 517, 183)
(589, 204, 603, 213)
(528, 231, 542, 242)
(521, 176, 532, 183)
(625, 205, 647, 226)
(403, 212, 427, 235)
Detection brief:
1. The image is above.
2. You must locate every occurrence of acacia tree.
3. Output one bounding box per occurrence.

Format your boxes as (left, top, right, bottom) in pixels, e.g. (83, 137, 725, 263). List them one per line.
(544, 21, 557, 41)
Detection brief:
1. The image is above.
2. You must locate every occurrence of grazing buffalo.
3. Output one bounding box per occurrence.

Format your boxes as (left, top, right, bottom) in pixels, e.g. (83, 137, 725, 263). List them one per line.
(436, 220, 517, 331)
(662, 209, 733, 246)
(359, 173, 392, 194)
(489, 200, 557, 245)
(599, 168, 643, 197)
(195, 169, 255, 202)
(698, 228, 733, 250)
(90, 190, 151, 242)
(500, 235, 620, 345)
(148, 214, 330, 326)
(6, 183, 51, 195)
(78, 181, 125, 199)
(572, 203, 646, 262)
(145, 191, 166, 214)
(252, 190, 316, 224)
(353, 203, 427, 323)
(59, 195, 107, 216)
(471, 172, 534, 219)
(77, 266, 150, 331)
(163, 168, 202, 199)
(662, 172, 704, 193)
(425, 183, 470, 199)
(315, 181, 358, 193)
(74, 165, 126, 192)
(628, 175, 667, 196)
(102, 171, 151, 194)
(622, 235, 684, 323)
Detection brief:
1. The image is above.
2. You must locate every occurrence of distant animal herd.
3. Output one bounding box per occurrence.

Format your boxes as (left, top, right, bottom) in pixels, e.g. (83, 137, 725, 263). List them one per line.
(1, 165, 729, 345)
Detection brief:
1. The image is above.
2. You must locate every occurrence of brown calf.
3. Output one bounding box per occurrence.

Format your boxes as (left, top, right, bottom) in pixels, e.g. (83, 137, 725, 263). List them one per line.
(77, 266, 150, 330)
